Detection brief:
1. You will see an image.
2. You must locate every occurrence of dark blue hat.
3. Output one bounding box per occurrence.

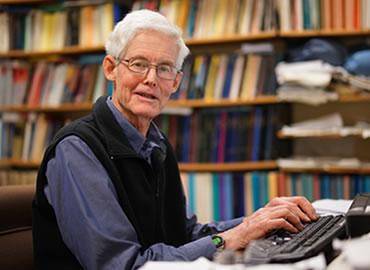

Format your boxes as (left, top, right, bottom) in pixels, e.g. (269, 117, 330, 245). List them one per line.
(288, 38, 347, 66)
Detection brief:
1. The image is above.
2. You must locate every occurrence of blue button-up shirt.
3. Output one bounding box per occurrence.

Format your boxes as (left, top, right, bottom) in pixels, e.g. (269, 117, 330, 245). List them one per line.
(44, 97, 242, 270)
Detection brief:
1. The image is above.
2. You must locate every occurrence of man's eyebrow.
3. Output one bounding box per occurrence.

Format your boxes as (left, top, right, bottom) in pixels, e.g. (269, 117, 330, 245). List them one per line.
(127, 55, 175, 66)
(127, 55, 148, 60)
(157, 59, 176, 66)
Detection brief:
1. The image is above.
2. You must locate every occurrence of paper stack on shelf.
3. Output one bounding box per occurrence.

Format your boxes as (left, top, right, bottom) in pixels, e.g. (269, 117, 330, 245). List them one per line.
(277, 157, 366, 170)
(280, 113, 370, 138)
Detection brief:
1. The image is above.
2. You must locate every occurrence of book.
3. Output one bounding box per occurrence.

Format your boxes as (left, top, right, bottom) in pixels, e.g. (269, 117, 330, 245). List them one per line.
(238, 0, 255, 34)
(213, 54, 228, 100)
(228, 54, 245, 100)
(239, 54, 259, 99)
(27, 62, 48, 106)
(21, 113, 37, 161)
(268, 171, 278, 200)
(194, 173, 213, 223)
(250, 107, 263, 161)
(204, 54, 221, 100)
(221, 54, 237, 98)
(212, 174, 220, 221)
(30, 115, 49, 161)
(47, 64, 68, 106)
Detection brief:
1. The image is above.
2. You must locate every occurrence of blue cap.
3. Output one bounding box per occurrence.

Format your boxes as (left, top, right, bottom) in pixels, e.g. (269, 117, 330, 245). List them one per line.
(344, 50, 370, 76)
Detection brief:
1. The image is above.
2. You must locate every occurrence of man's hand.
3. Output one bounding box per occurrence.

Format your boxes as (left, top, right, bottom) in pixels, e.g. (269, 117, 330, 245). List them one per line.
(265, 196, 318, 222)
(218, 196, 318, 250)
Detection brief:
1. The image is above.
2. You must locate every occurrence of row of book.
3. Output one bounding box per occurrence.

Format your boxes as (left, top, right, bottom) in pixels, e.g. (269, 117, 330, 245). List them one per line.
(132, 0, 276, 39)
(0, 169, 37, 186)
(0, 1, 122, 52)
(0, 113, 65, 161)
(181, 171, 370, 223)
(172, 47, 278, 101)
(132, 0, 370, 39)
(0, 57, 111, 107)
(1, 106, 280, 163)
(0, 47, 278, 108)
(155, 106, 285, 163)
(2, 169, 369, 222)
(277, 0, 370, 32)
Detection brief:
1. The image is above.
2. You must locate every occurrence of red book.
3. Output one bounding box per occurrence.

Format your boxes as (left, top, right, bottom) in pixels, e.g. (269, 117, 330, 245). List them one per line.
(313, 174, 320, 200)
(26, 62, 48, 106)
(343, 175, 350, 200)
(353, 0, 361, 30)
(168, 115, 178, 153)
(277, 171, 286, 197)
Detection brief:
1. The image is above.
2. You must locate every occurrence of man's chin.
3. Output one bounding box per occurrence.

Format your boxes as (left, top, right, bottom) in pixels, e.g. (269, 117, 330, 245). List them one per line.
(134, 108, 161, 120)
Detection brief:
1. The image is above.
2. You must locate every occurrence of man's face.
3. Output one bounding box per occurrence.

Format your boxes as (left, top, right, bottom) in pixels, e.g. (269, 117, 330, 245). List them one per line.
(108, 30, 182, 123)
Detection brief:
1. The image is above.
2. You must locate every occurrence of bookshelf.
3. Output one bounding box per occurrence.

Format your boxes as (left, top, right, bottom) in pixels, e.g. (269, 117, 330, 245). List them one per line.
(1, 0, 370, 222)
(0, 46, 106, 58)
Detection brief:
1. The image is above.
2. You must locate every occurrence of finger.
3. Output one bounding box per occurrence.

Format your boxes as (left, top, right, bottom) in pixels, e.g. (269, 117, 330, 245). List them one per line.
(287, 203, 311, 223)
(268, 201, 311, 223)
(271, 196, 317, 221)
(267, 218, 299, 234)
(289, 196, 318, 221)
(272, 207, 305, 231)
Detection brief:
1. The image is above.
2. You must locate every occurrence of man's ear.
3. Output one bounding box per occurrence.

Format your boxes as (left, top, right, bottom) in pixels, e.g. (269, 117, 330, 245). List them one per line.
(103, 55, 117, 81)
(171, 71, 183, 93)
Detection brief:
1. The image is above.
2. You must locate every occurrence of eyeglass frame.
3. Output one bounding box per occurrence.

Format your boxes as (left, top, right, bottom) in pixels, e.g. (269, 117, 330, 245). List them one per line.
(116, 57, 181, 80)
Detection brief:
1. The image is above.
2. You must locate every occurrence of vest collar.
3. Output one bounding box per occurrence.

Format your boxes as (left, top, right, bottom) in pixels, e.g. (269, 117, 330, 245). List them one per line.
(92, 96, 138, 158)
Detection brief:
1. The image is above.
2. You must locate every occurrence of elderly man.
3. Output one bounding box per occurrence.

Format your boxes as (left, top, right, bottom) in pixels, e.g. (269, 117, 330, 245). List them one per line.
(32, 9, 317, 270)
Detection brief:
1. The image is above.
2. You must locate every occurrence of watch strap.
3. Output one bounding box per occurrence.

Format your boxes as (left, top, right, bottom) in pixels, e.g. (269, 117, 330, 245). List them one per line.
(211, 235, 225, 250)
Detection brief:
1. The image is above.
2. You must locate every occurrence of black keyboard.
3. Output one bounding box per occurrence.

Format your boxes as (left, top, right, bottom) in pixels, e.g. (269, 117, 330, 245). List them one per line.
(243, 215, 346, 264)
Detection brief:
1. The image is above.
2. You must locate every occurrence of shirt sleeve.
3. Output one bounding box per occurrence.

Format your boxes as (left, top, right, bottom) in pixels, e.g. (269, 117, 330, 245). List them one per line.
(44, 135, 217, 270)
(185, 207, 243, 240)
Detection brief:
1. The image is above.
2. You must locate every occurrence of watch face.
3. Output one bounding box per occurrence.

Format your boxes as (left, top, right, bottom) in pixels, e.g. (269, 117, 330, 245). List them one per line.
(212, 235, 224, 248)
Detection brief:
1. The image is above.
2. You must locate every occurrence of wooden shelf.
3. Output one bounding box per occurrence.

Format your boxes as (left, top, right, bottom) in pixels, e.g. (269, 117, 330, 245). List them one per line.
(0, 103, 92, 113)
(5, 158, 370, 175)
(0, 46, 106, 58)
(337, 94, 370, 103)
(0, 98, 278, 113)
(167, 96, 279, 108)
(186, 32, 277, 45)
(0, 0, 48, 3)
(0, 159, 40, 169)
(0, 30, 369, 58)
(3, 94, 370, 113)
(179, 160, 277, 172)
(277, 132, 362, 139)
(280, 166, 370, 175)
(1, 159, 277, 172)
(279, 29, 370, 38)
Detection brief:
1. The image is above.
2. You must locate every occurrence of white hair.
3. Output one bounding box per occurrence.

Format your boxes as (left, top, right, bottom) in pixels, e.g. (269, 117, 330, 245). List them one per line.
(105, 9, 190, 70)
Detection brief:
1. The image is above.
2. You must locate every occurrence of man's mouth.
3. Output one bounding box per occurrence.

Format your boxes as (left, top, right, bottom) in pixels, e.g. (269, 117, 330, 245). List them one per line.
(136, 92, 157, 100)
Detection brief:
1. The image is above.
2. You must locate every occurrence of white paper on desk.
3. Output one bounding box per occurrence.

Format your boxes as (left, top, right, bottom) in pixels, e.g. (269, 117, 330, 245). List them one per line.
(312, 199, 352, 216)
(333, 233, 370, 269)
(245, 254, 326, 270)
(138, 257, 244, 270)
(138, 254, 326, 270)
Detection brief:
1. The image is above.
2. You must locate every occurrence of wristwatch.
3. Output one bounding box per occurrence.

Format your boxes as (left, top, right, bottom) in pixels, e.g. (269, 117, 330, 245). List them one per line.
(211, 235, 225, 251)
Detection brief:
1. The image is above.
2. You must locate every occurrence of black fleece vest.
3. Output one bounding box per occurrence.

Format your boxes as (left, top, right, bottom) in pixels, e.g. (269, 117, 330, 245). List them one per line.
(32, 96, 189, 269)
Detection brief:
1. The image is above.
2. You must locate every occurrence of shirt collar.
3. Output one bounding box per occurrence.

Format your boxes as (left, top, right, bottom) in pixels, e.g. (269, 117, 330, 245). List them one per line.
(106, 97, 165, 156)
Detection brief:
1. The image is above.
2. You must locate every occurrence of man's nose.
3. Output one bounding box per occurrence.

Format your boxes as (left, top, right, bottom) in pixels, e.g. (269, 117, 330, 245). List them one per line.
(143, 66, 158, 86)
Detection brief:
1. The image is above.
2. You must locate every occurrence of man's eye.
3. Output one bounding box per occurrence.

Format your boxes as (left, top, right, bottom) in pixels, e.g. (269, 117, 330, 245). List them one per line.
(158, 65, 171, 73)
(131, 61, 148, 68)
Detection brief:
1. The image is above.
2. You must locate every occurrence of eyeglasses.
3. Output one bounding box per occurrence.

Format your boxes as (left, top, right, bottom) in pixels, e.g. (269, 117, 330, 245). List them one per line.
(118, 58, 179, 80)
